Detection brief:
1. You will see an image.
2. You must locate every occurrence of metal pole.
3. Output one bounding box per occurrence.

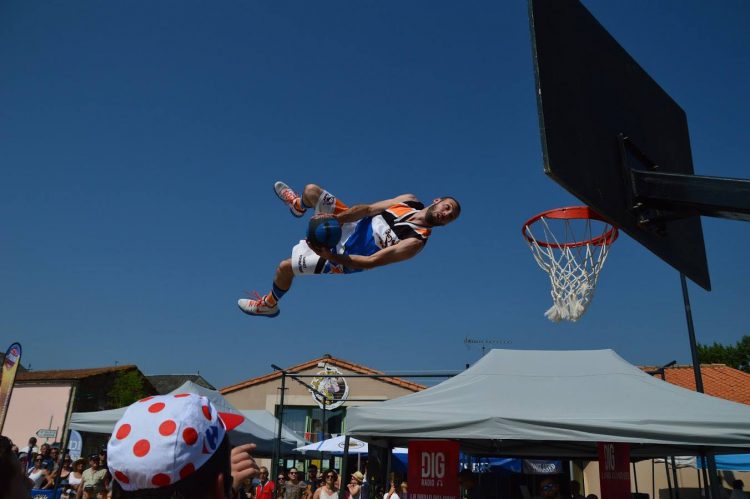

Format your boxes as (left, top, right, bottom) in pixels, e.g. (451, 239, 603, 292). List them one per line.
(632, 461, 639, 493)
(670, 457, 681, 499)
(665, 459, 674, 499)
(274, 370, 287, 483)
(341, 435, 351, 494)
(320, 398, 327, 466)
(680, 274, 722, 499)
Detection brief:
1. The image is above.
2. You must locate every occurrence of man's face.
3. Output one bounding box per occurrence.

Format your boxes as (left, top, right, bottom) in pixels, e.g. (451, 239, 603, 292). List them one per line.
(89, 458, 99, 469)
(259, 468, 269, 481)
(288, 469, 299, 482)
(425, 198, 460, 226)
(309, 467, 318, 479)
(40, 444, 51, 456)
(51, 448, 60, 460)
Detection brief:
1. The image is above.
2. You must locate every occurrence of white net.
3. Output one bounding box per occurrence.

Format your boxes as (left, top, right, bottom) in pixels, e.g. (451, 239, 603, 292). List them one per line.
(524, 213, 616, 322)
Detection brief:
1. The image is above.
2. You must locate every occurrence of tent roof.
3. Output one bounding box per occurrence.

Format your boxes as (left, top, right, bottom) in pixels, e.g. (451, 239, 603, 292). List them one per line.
(346, 349, 750, 458)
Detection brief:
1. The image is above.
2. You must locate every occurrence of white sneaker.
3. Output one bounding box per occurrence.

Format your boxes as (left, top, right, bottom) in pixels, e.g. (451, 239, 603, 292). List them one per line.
(238, 295, 280, 318)
(274, 181, 306, 218)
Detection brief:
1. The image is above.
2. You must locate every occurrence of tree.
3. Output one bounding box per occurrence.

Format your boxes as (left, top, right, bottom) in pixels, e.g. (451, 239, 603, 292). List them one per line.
(697, 335, 750, 373)
(107, 370, 149, 407)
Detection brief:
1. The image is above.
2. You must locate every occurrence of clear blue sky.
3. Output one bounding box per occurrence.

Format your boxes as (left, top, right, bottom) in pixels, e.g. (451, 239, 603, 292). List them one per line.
(2, 1, 749, 389)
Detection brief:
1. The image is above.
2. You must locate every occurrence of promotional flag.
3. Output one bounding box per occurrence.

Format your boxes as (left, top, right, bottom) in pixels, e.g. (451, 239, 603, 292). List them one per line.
(0, 342, 22, 433)
(598, 442, 631, 499)
(408, 440, 460, 499)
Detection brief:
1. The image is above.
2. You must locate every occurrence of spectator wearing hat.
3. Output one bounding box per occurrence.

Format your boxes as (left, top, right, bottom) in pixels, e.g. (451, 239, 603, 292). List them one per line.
(62, 459, 87, 499)
(283, 467, 307, 499)
(106, 393, 259, 499)
(346, 471, 365, 499)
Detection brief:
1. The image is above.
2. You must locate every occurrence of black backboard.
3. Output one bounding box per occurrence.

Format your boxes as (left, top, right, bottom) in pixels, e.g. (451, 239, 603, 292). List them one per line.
(529, 0, 710, 290)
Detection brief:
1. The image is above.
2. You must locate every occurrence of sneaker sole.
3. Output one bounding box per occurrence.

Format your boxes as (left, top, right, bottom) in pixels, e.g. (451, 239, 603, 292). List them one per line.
(273, 182, 305, 218)
(238, 303, 280, 318)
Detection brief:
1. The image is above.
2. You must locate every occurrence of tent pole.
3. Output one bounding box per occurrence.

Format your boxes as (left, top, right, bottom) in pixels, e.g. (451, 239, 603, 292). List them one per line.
(341, 435, 350, 492)
(670, 457, 681, 499)
(652, 459, 656, 499)
(273, 370, 287, 484)
(700, 454, 712, 499)
(665, 458, 674, 499)
(385, 442, 392, 493)
(632, 461, 639, 493)
(679, 274, 722, 499)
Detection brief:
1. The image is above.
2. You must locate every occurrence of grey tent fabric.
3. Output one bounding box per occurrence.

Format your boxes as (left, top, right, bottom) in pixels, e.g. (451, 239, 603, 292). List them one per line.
(70, 381, 305, 455)
(346, 349, 750, 458)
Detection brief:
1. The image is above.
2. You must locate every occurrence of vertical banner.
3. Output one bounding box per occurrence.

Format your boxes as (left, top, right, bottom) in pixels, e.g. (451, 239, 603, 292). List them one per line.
(0, 342, 22, 433)
(68, 430, 83, 460)
(408, 440, 460, 499)
(598, 442, 631, 499)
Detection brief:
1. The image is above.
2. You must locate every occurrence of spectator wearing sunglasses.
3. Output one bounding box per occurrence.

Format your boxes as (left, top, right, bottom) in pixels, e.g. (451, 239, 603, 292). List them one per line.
(539, 478, 562, 499)
(312, 470, 338, 499)
(283, 468, 307, 499)
(28, 454, 54, 489)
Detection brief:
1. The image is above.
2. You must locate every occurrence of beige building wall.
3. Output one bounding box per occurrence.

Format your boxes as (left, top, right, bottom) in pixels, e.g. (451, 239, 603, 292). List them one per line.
(223, 365, 419, 414)
(583, 460, 750, 499)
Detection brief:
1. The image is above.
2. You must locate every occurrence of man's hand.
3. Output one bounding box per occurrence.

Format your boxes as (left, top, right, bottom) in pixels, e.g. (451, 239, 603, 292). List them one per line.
(231, 444, 259, 491)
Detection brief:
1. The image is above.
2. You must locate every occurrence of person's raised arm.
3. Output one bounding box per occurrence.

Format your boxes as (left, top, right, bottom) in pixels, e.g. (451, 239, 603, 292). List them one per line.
(335, 194, 417, 224)
(313, 238, 423, 270)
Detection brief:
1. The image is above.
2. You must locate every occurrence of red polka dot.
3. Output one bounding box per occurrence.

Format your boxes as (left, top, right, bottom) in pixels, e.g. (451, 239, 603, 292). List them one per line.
(159, 419, 177, 436)
(183, 427, 198, 445)
(201, 405, 212, 420)
(152, 473, 171, 487)
(179, 463, 195, 480)
(174, 393, 190, 398)
(115, 424, 131, 440)
(139, 396, 154, 403)
(149, 402, 166, 413)
(133, 439, 150, 457)
(114, 471, 130, 484)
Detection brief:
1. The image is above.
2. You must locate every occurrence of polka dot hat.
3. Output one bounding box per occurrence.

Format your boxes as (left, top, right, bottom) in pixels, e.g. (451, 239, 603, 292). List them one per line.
(107, 394, 228, 492)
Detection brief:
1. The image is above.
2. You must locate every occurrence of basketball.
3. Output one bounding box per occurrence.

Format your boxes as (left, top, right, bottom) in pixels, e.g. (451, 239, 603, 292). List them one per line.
(307, 215, 342, 248)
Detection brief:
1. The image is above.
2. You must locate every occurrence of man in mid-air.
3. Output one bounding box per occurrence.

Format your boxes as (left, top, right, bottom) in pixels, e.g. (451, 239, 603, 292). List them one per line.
(238, 181, 461, 317)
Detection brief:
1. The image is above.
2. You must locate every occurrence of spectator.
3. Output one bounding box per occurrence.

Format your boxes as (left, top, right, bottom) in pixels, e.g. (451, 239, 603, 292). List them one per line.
(284, 467, 307, 499)
(58, 455, 74, 482)
(313, 469, 338, 499)
(78, 455, 107, 499)
(1, 435, 31, 499)
(731, 480, 749, 499)
(585, 494, 599, 499)
(302, 483, 314, 499)
(539, 478, 563, 499)
(238, 477, 255, 499)
(308, 465, 321, 491)
(347, 471, 364, 499)
(106, 393, 259, 499)
(383, 477, 401, 499)
(37, 443, 54, 472)
(398, 482, 407, 499)
(20, 436, 39, 456)
(255, 467, 275, 499)
(28, 454, 54, 489)
(62, 458, 86, 499)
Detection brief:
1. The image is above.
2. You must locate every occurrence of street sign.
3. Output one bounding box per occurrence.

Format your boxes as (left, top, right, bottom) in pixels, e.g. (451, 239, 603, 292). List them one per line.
(36, 428, 57, 439)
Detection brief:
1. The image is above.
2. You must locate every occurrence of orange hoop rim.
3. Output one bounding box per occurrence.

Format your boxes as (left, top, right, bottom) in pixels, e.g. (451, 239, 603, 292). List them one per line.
(522, 206, 619, 249)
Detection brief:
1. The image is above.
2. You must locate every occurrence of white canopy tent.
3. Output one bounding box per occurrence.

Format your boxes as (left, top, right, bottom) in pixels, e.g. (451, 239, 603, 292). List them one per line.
(70, 381, 305, 455)
(294, 435, 408, 456)
(346, 349, 750, 458)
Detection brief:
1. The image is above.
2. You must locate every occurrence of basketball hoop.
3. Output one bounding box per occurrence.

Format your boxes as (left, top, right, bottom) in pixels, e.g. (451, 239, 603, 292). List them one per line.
(522, 206, 619, 322)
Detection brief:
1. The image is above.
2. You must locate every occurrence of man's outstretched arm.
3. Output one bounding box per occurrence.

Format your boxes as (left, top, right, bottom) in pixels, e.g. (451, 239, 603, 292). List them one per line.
(336, 194, 418, 224)
(313, 238, 423, 270)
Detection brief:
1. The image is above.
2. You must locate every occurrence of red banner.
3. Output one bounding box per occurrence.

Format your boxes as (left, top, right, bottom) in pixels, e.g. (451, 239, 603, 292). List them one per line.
(408, 440, 460, 499)
(598, 442, 631, 499)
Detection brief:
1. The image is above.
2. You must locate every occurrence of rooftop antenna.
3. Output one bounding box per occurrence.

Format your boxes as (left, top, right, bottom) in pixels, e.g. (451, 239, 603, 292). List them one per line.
(464, 338, 512, 358)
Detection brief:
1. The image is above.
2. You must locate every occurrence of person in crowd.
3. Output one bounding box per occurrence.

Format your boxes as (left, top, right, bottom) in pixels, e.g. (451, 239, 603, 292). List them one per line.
(383, 477, 401, 499)
(78, 454, 107, 499)
(539, 478, 563, 499)
(398, 482, 407, 499)
(1, 435, 32, 499)
(283, 467, 307, 499)
(458, 469, 478, 499)
(28, 454, 54, 489)
(20, 436, 39, 456)
(585, 494, 599, 499)
(346, 471, 364, 499)
(106, 393, 259, 499)
(62, 458, 87, 499)
(308, 465, 321, 491)
(238, 476, 255, 499)
(302, 483, 314, 499)
(254, 466, 275, 499)
(731, 480, 749, 499)
(38, 443, 54, 472)
(570, 481, 585, 499)
(313, 469, 338, 499)
(58, 454, 74, 482)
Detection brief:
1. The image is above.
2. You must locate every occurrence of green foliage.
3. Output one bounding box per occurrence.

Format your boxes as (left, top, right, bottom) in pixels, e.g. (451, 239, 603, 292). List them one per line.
(697, 335, 750, 373)
(107, 370, 148, 408)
